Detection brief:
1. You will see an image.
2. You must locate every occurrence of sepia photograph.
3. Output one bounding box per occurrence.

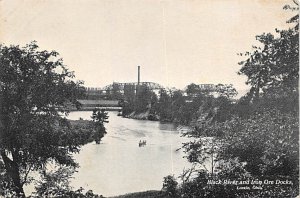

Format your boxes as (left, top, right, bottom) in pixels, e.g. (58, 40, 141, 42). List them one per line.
(0, 0, 299, 197)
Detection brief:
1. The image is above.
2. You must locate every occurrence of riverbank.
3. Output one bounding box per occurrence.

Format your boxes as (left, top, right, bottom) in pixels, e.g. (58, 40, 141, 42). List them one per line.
(109, 190, 165, 198)
(122, 110, 160, 121)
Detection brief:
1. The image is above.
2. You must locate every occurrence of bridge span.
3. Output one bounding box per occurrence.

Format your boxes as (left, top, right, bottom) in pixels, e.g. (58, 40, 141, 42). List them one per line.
(101, 81, 164, 91)
(84, 82, 164, 100)
(87, 81, 164, 92)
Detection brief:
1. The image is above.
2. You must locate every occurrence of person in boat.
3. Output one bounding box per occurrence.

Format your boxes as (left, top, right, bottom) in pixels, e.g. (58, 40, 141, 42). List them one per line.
(139, 140, 147, 147)
(139, 140, 142, 147)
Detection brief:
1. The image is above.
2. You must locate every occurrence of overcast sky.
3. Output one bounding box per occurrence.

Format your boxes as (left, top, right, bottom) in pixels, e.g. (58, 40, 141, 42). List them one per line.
(0, 0, 295, 96)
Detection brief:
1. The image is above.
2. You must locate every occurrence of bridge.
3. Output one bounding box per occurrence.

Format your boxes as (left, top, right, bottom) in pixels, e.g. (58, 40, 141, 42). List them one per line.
(80, 66, 164, 108)
(86, 66, 164, 94)
(76, 99, 122, 111)
(101, 82, 164, 91)
(81, 66, 226, 106)
(84, 82, 164, 100)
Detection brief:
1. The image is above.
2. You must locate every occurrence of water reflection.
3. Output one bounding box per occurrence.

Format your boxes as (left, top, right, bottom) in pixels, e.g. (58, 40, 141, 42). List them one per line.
(158, 122, 178, 131)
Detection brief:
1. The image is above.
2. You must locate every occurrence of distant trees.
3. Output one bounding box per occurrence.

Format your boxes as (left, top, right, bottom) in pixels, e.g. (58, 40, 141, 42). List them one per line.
(186, 83, 201, 97)
(122, 84, 136, 115)
(107, 83, 123, 100)
(121, 82, 237, 125)
(135, 85, 153, 113)
(0, 42, 105, 197)
(153, 87, 203, 124)
(155, 89, 172, 121)
(122, 84, 158, 118)
(169, 90, 186, 123)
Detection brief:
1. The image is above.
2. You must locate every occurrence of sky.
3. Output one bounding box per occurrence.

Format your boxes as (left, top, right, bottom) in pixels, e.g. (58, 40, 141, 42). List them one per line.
(0, 0, 295, 97)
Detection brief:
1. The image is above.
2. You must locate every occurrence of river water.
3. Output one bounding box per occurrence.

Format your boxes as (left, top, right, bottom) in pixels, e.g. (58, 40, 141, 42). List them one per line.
(68, 111, 192, 197)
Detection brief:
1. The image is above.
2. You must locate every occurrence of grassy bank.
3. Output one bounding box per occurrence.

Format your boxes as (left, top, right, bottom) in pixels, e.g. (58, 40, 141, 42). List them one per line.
(110, 190, 166, 198)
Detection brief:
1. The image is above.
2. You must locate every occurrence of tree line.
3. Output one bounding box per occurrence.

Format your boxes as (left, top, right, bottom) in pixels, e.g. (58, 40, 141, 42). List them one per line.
(118, 82, 238, 125)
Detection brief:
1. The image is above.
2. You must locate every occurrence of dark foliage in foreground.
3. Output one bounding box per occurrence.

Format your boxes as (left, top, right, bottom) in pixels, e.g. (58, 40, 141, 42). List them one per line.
(163, 3, 299, 198)
(0, 42, 108, 197)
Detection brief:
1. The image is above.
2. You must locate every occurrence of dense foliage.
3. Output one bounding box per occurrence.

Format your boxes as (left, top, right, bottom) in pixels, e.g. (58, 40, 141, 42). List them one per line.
(91, 109, 109, 144)
(163, 3, 299, 198)
(0, 42, 107, 197)
(121, 83, 237, 126)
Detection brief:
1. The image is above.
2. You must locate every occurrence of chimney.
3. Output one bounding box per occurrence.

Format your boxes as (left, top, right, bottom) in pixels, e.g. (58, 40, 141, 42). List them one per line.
(138, 66, 140, 85)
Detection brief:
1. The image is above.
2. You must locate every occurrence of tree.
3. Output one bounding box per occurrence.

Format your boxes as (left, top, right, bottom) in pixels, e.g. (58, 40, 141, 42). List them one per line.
(186, 83, 200, 96)
(34, 166, 104, 197)
(156, 89, 172, 122)
(162, 175, 179, 198)
(0, 42, 86, 196)
(236, 1, 298, 117)
(111, 82, 123, 100)
(220, 111, 298, 179)
(91, 109, 109, 144)
(215, 84, 237, 99)
(217, 111, 299, 197)
(122, 84, 136, 116)
(169, 90, 185, 123)
(135, 84, 153, 113)
(238, 2, 298, 103)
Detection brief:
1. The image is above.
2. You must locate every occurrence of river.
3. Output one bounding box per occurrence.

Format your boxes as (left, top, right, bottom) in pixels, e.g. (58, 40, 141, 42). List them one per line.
(67, 111, 192, 197)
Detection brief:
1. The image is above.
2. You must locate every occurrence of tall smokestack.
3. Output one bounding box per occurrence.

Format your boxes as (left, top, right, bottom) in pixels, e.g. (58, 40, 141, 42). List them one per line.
(138, 66, 140, 85)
